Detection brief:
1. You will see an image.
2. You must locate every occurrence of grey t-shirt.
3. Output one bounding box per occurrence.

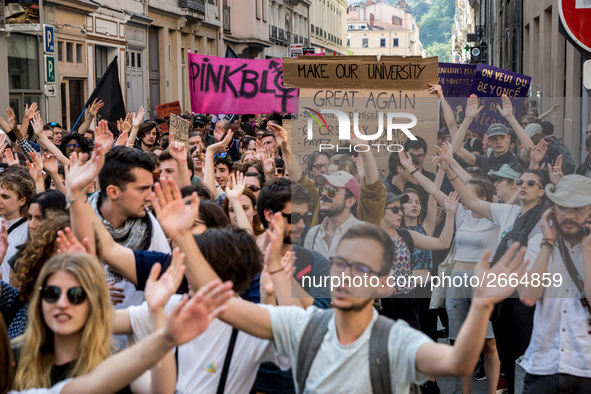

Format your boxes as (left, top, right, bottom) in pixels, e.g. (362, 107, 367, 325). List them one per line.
(267, 305, 432, 393)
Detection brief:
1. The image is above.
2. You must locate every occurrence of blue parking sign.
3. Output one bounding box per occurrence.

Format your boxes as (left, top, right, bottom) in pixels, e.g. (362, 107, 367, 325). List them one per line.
(44, 25, 55, 54)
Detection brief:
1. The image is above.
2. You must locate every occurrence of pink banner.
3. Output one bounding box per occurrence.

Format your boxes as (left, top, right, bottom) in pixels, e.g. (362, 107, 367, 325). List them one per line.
(188, 54, 298, 115)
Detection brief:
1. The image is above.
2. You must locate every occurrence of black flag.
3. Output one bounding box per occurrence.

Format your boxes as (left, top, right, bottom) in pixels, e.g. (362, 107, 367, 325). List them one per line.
(225, 45, 239, 58)
(84, 56, 126, 123)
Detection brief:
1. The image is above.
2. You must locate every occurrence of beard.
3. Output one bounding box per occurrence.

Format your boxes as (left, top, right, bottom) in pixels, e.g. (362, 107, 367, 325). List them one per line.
(320, 199, 347, 218)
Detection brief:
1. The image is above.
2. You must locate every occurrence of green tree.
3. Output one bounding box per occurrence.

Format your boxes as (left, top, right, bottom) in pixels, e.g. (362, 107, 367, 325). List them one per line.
(410, 1, 431, 23)
(425, 42, 452, 62)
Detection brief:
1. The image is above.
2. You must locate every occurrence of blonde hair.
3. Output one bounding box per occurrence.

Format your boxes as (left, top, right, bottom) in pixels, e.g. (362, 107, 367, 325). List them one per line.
(14, 253, 113, 389)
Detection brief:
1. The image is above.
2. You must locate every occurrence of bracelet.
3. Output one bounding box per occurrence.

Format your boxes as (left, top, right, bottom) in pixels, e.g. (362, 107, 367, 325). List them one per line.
(449, 175, 458, 182)
(269, 267, 285, 275)
(65, 195, 87, 209)
(410, 168, 419, 176)
(541, 241, 554, 252)
(542, 238, 555, 243)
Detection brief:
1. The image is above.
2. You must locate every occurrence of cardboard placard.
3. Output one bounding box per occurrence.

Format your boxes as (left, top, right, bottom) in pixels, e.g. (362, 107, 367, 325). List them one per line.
(188, 54, 298, 115)
(156, 101, 182, 119)
(169, 114, 190, 148)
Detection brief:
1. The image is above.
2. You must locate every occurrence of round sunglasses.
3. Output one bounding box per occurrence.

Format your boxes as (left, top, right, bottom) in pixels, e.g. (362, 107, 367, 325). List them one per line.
(39, 286, 87, 305)
(386, 206, 402, 214)
(318, 186, 344, 198)
(515, 179, 542, 188)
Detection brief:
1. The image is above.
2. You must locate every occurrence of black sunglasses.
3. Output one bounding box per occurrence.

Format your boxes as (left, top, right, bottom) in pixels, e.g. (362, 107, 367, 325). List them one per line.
(386, 206, 402, 214)
(279, 211, 312, 225)
(66, 143, 80, 148)
(515, 179, 542, 188)
(39, 286, 87, 305)
(329, 256, 384, 277)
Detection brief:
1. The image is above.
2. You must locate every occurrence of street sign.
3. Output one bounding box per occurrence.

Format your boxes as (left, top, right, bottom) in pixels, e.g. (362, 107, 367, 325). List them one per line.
(44, 84, 57, 97)
(584, 60, 591, 90)
(559, 0, 591, 53)
(43, 25, 55, 53)
(289, 44, 303, 57)
(45, 55, 55, 83)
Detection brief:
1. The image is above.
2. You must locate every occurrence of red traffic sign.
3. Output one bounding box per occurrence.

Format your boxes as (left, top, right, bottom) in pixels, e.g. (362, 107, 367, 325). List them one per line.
(559, 0, 591, 53)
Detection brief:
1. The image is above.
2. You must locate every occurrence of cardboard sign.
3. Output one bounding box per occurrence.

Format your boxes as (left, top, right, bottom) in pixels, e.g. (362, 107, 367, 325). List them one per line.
(188, 54, 298, 115)
(282, 56, 439, 175)
(156, 101, 182, 119)
(467, 64, 531, 134)
(169, 114, 190, 148)
(438, 63, 476, 110)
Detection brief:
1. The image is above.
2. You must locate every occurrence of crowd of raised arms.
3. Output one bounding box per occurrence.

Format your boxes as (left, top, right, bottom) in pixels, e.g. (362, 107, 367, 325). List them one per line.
(0, 83, 590, 394)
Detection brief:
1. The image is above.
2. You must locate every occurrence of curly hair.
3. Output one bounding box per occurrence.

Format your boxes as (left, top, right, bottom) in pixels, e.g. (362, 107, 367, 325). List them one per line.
(0, 172, 36, 217)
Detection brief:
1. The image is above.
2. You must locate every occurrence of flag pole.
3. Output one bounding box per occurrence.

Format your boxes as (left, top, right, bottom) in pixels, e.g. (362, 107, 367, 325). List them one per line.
(70, 107, 87, 134)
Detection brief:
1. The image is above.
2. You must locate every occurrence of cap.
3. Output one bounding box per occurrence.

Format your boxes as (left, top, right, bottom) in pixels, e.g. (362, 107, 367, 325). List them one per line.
(525, 123, 543, 138)
(437, 128, 450, 137)
(488, 164, 521, 180)
(386, 192, 409, 205)
(545, 175, 591, 208)
(193, 114, 208, 127)
(316, 171, 361, 201)
(487, 123, 509, 137)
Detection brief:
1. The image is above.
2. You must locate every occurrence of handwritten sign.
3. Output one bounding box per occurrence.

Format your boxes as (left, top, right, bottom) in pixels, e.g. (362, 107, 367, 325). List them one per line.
(156, 101, 182, 119)
(282, 56, 439, 174)
(467, 64, 531, 134)
(169, 114, 190, 148)
(438, 63, 475, 110)
(188, 54, 298, 115)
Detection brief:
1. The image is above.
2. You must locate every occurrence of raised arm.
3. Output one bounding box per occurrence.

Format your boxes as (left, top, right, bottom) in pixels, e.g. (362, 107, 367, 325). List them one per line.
(437, 142, 473, 184)
(225, 172, 254, 236)
(450, 95, 483, 166)
(32, 113, 69, 165)
(168, 134, 191, 188)
(497, 95, 534, 163)
(399, 150, 447, 208)
(127, 107, 145, 147)
(422, 170, 443, 236)
(151, 179, 274, 340)
(268, 123, 304, 182)
(204, 130, 233, 196)
(427, 84, 458, 136)
(537, 103, 561, 121)
(63, 279, 233, 394)
(411, 192, 458, 250)
(78, 99, 104, 135)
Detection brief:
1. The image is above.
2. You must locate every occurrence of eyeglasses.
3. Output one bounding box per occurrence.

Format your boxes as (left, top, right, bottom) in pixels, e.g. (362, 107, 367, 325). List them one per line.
(248, 185, 261, 192)
(318, 186, 343, 198)
(39, 286, 87, 305)
(214, 153, 228, 159)
(66, 143, 80, 148)
(287, 212, 312, 225)
(312, 164, 328, 170)
(329, 256, 384, 277)
(515, 179, 542, 188)
(386, 206, 402, 214)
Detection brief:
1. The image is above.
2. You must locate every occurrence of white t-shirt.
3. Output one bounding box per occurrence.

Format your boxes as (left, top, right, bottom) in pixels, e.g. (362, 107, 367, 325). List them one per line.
(128, 295, 289, 394)
(454, 205, 500, 263)
(267, 305, 432, 393)
(490, 203, 541, 245)
(8, 379, 70, 394)
(1, 217, 28, 280)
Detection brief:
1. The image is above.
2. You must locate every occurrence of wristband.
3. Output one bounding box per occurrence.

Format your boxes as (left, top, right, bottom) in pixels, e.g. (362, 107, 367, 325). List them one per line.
(542, 238, 555, 244)
(65, 195, 87, 210)
(541, 241, 554, 253)
(410, 168, 419, 176)
(269, 267, 285, 275)
(449, 175, 458, 182)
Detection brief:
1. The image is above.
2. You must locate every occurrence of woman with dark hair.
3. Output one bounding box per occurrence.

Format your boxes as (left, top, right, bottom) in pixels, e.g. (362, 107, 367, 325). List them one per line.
(59, 133, 90, 157)
(134, 121, 160, 152)
(27, 190, 66, 231)
(241, 122, 256, 137)
(223, 173, 264, 237)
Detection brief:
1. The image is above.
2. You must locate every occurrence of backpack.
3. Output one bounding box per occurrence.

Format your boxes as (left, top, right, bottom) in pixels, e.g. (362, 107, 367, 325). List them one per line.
(547, 137, 576, 175)
(296, 309, 421, 394)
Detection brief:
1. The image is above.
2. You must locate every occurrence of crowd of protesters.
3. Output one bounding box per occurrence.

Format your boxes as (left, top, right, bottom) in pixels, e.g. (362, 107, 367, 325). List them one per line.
(0, 83, 590, 394)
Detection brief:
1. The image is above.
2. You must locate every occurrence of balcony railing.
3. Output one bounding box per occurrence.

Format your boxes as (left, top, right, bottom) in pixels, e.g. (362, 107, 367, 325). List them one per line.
(278, 28, 285, 41)
(270, 25, 277, 39)
(286, 31, 291, 43)
(223, 5, 230, 33)
(178, 0, 205, 13)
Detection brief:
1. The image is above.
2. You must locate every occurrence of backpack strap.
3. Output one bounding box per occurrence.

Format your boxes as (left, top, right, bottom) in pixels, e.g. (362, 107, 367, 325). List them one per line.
(369, 316, 395, 394)
(6, 217, 27, 236)
(396, 227, 415, 256)
(296, 310, 334, 393)
(216, 328, 239, 394)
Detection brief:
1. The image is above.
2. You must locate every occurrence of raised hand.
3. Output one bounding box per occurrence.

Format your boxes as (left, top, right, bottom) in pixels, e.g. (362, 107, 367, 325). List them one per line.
(0, 133, 8, 158)
(426, 83, 444, 97)
(4, 148, 18, 166)
(530, 140, 548, 166)
(26, 152, 43, 181)
(225, 172, 246, 201)
(263, 212, 286, 272)
(539, 207, 558, 242)
(169, 137, 187, 163)
(444, 191, 460, 215)
(56, 227, 94, 255)
(5, 108, 17, 131)
(132, 107, 145, 128)
(42, 153, 59, 174)
(0, 220, 8, 263)
(207, 130, 234, 154)
(473, 242, 529, 303)
(118, 112, 133, 134)
(164, 279, 234, 346)
(145, 248, 186, 314)
(550, 104, 561, 112)
(267, 123, 288, 147)
(497, 94, 514, 118)
(95, 120, 114, 152)
(23, 102, 38, 120)
(465, 94, 484, 119)
(398, 150, 414, 169)
(546, 155, 563, 185)
(31, 112, 44, 135)
(440, 141, 454, 160)
(431, 151, 449, 172)
(66, 145, 105, 196)
(151, 178, 200, 239)
(88, 99, 105, 118)
(116, 129, 130, 146)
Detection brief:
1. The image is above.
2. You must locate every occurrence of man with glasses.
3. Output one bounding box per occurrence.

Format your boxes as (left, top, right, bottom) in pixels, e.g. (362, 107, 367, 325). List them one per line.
(576, 136, 591, 179)
(304, 171, 363, 259)
(519, 175, 591, 392)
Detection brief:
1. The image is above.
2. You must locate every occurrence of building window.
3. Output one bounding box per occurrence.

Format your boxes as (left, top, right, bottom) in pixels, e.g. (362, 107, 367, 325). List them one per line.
(58, 42, 63, 62)
(7, 33, 40, 90)
(137, 53, 141, 68)
(347, 38, 350, 47)
(76, 43, 83, 63)
(380, 38, 386, 47)
(95, 46, 108, 87)
(362, 38, 368, 48)
(393, 38, 399, 47)
(66, 42, 74, 63)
